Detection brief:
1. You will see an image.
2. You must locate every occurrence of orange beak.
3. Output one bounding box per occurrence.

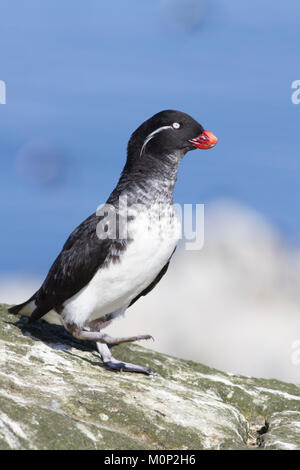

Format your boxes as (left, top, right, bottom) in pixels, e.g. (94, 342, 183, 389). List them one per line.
(189, 130, 218, 150)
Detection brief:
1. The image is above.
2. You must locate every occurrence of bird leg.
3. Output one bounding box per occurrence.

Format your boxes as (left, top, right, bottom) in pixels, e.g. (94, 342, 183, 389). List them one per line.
(72, 328, 153, 345)
(64, 322, 154, 374)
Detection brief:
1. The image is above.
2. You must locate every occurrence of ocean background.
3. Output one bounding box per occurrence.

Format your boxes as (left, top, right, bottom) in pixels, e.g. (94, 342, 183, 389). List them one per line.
(1, 0, 300, 382)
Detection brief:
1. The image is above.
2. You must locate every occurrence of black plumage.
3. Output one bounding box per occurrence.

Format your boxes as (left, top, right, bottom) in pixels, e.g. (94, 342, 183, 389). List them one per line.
(9, 109, 217, 374)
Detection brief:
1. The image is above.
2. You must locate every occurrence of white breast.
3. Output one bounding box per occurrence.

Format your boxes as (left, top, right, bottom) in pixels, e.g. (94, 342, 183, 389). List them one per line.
(62, 205, 181, 327)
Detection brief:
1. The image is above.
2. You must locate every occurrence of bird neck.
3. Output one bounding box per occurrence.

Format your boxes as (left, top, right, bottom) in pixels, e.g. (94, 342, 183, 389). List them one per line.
(111, 152, 183, 206)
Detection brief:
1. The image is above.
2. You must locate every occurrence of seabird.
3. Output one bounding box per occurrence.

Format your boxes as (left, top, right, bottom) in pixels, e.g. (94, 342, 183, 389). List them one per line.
(9, 110, 218, 374)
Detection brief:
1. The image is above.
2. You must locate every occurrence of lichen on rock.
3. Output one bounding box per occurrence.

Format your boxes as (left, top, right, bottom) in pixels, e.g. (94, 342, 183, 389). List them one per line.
(0, 304, 300, 450)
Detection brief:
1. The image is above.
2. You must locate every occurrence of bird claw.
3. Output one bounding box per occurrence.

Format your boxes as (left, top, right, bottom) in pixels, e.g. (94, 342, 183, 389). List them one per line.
(104, 360, 155, 375)
(143, 335, 154, 342)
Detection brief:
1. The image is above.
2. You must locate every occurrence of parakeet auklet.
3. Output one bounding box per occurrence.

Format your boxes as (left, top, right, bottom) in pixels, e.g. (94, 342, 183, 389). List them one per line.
(9, 110, 218, 374)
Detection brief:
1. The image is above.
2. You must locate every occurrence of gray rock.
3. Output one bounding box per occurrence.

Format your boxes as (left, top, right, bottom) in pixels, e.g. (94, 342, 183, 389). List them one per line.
(0, 303, 300, 450)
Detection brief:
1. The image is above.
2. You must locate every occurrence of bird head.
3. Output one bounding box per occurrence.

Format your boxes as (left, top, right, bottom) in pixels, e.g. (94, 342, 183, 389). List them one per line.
(127, 109, 218, 166)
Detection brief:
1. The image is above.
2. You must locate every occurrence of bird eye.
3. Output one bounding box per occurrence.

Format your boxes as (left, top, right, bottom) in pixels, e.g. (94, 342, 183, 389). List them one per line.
(172, 122, 180, 129)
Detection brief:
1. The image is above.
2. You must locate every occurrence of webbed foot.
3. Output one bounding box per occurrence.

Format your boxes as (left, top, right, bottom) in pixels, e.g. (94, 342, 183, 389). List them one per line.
(97, 343, 155, 375)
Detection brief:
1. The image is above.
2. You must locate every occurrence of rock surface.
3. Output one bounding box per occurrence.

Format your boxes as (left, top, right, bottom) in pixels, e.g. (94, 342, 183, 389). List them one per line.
(0, 303, 300, 450)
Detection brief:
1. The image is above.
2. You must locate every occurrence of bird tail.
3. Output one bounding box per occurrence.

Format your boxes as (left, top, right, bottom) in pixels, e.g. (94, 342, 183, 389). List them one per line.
(8, 295, 61, 326)
(8, 297, 36, 317)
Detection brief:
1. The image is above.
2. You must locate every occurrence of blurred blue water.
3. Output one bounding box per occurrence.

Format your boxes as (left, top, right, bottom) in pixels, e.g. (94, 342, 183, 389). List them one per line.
(0, 0, 300, 277)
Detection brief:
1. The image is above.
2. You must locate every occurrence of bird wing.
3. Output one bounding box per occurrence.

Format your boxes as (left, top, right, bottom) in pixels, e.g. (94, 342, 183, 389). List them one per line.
(128, 247, 176, 307)
(30, 213, 126, 322)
